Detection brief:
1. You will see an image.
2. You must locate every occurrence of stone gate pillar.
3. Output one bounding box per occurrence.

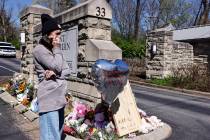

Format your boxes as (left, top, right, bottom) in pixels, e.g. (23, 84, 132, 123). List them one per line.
(146, 28, 173, 79)
(146, 25, 194, 79)
(19, 5, 53, 80)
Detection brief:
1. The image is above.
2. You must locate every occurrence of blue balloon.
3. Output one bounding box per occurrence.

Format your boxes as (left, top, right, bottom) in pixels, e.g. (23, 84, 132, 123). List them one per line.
(114, 59, 129, 73)
(95, 59, 117, 71)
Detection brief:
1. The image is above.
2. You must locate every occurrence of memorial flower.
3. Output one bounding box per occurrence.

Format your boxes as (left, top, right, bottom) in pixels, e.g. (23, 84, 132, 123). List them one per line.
(0, 73, 36, 109)
(18, 81, 26, 92)
(72, 101, 88, 119)
(63, 100, 165, 140)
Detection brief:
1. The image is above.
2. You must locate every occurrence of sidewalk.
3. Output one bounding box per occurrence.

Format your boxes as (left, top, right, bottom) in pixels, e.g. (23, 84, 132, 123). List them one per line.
(0, 98, 39, 140)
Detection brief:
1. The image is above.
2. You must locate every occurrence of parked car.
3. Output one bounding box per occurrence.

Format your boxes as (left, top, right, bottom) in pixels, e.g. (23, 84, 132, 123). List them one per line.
(0, 42, 16, 57)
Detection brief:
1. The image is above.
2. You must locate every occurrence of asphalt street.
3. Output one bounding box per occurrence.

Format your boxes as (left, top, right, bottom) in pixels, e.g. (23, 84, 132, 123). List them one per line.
(0, 57, 21, 76)
(132, 84, 210, 140)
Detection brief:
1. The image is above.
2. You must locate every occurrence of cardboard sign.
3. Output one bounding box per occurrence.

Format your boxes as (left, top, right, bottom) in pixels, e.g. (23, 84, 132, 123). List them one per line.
(111, 81, 141, 137)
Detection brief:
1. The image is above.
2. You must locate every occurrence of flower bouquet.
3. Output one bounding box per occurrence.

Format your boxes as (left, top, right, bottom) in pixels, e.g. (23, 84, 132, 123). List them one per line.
(64, 101, 118, 140)
(0, 73, 37, 110)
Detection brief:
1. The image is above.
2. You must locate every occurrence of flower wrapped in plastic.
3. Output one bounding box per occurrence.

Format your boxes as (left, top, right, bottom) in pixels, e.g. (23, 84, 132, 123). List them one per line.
(91, 59, 129, 105)
(18, 81, 26, 93)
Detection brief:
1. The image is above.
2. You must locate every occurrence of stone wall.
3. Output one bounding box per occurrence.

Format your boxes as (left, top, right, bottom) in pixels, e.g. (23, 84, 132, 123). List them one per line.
(167, 41, 194, 71)
(146, 26, 208, 79)
(146, 29, 194, 79)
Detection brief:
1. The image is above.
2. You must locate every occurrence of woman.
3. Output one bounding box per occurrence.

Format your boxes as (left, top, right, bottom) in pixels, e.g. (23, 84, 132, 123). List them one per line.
(33, 14, 70, 140)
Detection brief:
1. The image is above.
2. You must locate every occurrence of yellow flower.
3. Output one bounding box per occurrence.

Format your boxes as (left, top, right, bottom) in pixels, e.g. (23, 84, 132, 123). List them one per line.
(19, 82, 26, 92)
(21, 98, 30, 106)
(3, 83, 11, 91)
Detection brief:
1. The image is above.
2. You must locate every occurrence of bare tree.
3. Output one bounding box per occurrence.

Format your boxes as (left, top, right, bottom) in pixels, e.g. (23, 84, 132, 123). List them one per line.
(0, 0, 15, 42)
(194, 0, 203, 25)
(111, 0, 146, 39)
(195, 0, 210, 25)
(143, 0, 194, 31)
(0, 0, 7, 41)
(134, 0, 146, 40)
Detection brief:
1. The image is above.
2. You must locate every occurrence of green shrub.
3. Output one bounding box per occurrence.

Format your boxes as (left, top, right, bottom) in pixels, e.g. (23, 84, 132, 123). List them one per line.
(10, 38, 20, 50)
(112, 34, 145, 58)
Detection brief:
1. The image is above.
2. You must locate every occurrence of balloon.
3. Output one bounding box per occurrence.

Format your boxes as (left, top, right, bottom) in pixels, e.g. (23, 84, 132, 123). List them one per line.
(91, 59, 129, 105)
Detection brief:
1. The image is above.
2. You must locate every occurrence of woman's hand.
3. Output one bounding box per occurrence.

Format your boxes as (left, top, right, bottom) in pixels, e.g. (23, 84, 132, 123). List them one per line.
(48, 30, 61, 48)
(52, 36, 60, 48)
(44, 70, 56, 79)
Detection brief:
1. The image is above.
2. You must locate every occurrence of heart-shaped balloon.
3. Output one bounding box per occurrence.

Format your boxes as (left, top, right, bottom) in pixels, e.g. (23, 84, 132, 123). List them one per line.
(91, 59, 129, 105)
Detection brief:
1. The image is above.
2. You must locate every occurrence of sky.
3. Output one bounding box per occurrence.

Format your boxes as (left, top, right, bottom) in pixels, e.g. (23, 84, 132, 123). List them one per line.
(5, 0, 32, 26)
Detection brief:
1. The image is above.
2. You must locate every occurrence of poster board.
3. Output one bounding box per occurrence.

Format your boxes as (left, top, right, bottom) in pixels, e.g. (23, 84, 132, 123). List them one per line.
(111, 81, 141, 137)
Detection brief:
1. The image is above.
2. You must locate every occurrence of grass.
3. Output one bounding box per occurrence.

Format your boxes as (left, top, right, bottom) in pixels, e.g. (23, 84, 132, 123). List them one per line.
(150, 77, 173, 87)
(148, 64, 210, 92)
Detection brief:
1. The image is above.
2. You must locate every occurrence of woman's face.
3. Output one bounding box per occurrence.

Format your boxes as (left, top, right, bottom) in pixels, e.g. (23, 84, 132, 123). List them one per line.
(48, 30, 61, 44)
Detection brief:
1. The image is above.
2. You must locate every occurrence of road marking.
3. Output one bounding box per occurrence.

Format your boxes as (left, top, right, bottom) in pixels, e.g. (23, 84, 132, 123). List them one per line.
(0, 65, 17, 73)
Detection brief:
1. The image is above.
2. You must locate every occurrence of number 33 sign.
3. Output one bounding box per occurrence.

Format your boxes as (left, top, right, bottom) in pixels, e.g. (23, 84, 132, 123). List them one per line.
(96, 7, 105, 17)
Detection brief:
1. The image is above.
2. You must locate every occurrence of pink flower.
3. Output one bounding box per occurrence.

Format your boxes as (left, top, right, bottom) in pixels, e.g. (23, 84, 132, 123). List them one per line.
(72, 101, 88, 119)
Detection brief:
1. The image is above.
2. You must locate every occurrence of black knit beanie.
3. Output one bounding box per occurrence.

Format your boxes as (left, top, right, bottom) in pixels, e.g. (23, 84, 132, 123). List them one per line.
(41, 14, 61, 36)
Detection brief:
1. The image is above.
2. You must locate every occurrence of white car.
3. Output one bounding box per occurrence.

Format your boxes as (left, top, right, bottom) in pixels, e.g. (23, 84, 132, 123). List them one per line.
(0, 42, 16, 57)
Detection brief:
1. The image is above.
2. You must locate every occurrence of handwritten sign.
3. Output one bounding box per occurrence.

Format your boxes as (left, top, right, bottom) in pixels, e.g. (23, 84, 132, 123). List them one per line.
(60, 26, 78, 76)
(111, 81, 141, 137)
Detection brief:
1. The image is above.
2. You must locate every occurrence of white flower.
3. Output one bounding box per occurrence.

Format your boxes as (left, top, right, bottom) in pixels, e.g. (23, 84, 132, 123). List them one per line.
(139, 118, 154, 134)
(65, 120, 70, 126)
(77, 123, 88, 133)
(24, 89, 29, 94)
(97, 131, 104, 140)
(69, 119, 79, 126)
(147, 116, 164, 128)
(17, 93, 27, 102)
(137, 108, 147, 117)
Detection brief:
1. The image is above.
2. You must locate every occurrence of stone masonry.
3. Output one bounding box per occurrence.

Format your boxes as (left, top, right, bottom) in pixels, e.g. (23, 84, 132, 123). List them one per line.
(146, 26, 207, 79)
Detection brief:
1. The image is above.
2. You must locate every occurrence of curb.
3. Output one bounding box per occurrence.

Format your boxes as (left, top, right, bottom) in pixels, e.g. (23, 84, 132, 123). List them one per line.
(0, 91, 39, 122)
(130, 80, 210, 99)
(128, 123, 172, 140)
(65, 123, 172, 140)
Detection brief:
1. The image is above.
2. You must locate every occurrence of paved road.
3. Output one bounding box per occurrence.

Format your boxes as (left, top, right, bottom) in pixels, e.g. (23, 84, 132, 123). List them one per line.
(132, 84, 210, 140)
(0, 98, 39, 140)
(0, 57, 21, 76)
